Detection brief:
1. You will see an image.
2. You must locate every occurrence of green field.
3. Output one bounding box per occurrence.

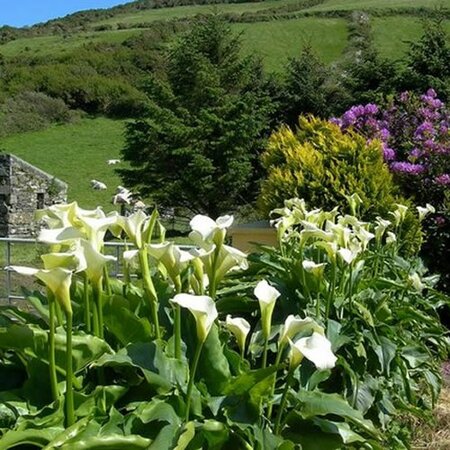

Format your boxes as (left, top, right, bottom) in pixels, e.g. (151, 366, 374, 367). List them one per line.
(233, 17, 348, 70)
(373, 17, 450, 60)
(0, 117, 127, 210)
(305, 0, 448, 11)
(0, 29, 143, 58)
(2, 0, 448, 65)
(94, 0, 302, 26)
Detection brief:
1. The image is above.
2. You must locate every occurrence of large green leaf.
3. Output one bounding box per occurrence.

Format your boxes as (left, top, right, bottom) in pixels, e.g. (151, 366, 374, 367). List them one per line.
(94, 341, 188, 393)
(198, 324, 231, 395)
(58, 434, 152, 449)
(295, 390, 379, 436)
(0, 427, 62, 449)
(0, 324, 112, 374)
(103, 294, 153, 346)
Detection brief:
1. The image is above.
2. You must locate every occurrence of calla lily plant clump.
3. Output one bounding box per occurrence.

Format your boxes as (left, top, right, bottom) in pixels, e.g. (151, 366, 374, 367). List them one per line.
(0, 198, 447, 449)
(243, 196, 449, 448)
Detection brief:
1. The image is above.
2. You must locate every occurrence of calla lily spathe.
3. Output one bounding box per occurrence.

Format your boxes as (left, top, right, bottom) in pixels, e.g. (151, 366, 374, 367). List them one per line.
(278, 315, 324, 346)
(417, 203, 435, 221)
(289, 332, 337, 371)
(78, 240, 116, 284)
(147, 242, 194, 282)
(189, 214, 233, 247)
(7, 265, 73, 315)
(254, 280, 280, 339)
(225, 315, 251, 355)
(171, 293, 218, 343)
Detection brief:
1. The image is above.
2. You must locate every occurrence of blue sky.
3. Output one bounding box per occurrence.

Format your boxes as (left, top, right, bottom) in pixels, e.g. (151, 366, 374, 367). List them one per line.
(1, 1, 134, 27)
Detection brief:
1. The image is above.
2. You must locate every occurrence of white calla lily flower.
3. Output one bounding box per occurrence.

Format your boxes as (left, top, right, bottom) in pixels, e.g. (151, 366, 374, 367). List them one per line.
(289, 332, 337, 371)
(225, 315, 251, 355)
(409, 272, 425, 292)
(171, 293, 218, 343)
(147, 242, 194, 282)
(115, 210, 150, 249)
(254, 280, 280, 339)
(79, 240, 116, 283)
(374, 217, 391, 242)
(302, 260, 326, 277)
(279, 315, 324, 346)
(189, 214, 234, 247)
(390, 204, 408, 226)
(417, 203, 435, 221)
(7, 265, 73, 314)
(38, 226, 84, 245)
(386, 231, 397, 245)
(338, 247, 359, 265)
(41, 244, 87, 273)
(76, 214, 118, 251)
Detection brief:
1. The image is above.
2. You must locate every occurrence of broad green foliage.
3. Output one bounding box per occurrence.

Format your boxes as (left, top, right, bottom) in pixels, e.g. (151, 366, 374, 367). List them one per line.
(260, 116, 395, 216)
(118, 16, 274, 217)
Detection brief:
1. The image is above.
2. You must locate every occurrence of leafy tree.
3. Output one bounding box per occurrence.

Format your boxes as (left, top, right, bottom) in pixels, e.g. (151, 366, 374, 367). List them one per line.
(118, 16, 274, 217)
(400, 14, 450, 100)
(278, 46, 337, 128)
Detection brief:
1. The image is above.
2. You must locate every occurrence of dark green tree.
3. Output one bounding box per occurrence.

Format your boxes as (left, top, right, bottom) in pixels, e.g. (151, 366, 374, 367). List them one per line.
(279, 45, 337, 128)
(399, 14, 450, 99)
(118, 16, 274, 217)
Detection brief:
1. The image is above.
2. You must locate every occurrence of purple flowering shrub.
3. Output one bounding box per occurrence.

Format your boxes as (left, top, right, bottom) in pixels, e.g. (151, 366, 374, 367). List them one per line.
(334, 89, 450, 292)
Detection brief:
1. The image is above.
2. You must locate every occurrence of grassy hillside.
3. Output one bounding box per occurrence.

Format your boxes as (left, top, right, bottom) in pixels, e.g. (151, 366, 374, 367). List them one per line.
(1, 0, 449, 68)
(304, 0, 446, 11)
(232, 17, 348, 70)
(0, 117, 127, 210)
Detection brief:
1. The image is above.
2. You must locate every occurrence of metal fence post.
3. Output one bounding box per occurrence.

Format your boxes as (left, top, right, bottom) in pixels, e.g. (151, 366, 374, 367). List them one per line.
(6, 240, 11, 304)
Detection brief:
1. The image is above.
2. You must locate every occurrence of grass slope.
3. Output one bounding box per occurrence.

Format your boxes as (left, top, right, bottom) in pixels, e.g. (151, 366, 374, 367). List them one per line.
(305, 0, 447, 11)
(232, 17, 348, 70)
(0, 117, 127, 210)
(2, 0, 449, 68)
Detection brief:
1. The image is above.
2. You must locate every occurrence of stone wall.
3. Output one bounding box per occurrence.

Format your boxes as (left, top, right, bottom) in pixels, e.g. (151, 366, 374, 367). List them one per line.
(0, 154, 68, 237)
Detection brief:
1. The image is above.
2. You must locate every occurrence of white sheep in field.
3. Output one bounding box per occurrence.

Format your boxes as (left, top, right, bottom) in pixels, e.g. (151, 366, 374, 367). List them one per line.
(90, 179, 107, 190)
(107, 159, 121, 165)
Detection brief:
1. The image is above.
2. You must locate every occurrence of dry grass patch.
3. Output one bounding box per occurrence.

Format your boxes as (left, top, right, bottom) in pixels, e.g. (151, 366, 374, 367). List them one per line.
(412, 367, 450, 450)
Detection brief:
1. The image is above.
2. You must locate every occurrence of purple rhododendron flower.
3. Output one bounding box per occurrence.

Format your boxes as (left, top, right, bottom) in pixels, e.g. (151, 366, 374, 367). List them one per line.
(329, 117, 342, 127)
(342, 110, 357, 127)
(414, 121, 435, 138)
(379, 128, 390, 141)
(409, 148, 423, 159)
(423, 139, 437, 150)
(364, 103, 378, 115)
(390, 162, 426, 175)
(383, 146, 396, 161)
(435, 174, 450, 185)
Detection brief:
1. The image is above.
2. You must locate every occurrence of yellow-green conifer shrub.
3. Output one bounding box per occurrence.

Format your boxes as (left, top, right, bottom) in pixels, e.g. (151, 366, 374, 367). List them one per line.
(259, 116, 421, 253)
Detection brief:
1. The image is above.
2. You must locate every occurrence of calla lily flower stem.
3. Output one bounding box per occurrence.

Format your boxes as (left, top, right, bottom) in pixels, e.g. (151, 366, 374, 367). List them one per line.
(83, 274, 91, 333)
(93, 280, 104, 339)
(103, 266, 112, 296)
(274, 368, 294, 435)
(65, 312, 75, 427)
(267, 346, 285, 420)
(208, 246, 221, 299)
(138, 248, 161, 339)
(174, 277, 182, 359)
(185, 341, 203, 422)
(325, 263, 337, 320)
(262, 337, 269, 369)
(48, 297, 58, 402)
